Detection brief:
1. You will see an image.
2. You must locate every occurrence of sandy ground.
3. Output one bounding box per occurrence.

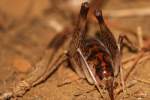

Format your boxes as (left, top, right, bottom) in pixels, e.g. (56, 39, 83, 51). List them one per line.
(0, 0, 150, 100)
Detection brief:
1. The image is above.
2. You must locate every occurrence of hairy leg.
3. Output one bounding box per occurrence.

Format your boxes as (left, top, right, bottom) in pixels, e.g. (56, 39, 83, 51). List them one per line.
(118, 34, 138, 54)
(31, 28, 73, 86)
(47, 1, 91, 87)
(68, 1, 90, 78)
(0, 29, 72, 99)
(117, 34, 139, 99)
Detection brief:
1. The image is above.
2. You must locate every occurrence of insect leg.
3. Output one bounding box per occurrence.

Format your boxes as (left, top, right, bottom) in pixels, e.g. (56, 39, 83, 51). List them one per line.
(5, 29, 72, 99)
(117, 34, 138, 98)
(77, 48, 104, 98)
(32, 51, 68, 86)
(118, 34, 138, 54)
(94, 8, 118, 59)
(68, 1, 89, 79)
(32, 29, 72, 86)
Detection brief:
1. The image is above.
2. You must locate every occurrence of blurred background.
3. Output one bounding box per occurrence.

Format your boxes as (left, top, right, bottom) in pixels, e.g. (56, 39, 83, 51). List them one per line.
(0, 0, 150, 100)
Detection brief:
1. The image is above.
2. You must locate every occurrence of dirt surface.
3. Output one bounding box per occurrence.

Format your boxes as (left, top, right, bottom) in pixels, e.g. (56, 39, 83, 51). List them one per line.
(0, 0, 150, 100)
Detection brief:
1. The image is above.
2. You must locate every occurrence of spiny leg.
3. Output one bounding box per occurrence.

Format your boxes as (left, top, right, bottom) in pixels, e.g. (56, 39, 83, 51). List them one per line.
(118, 34, 138, 54)
(120, 27, 145, 82)
(94, 8, 118, 59)
(121, 27, 149, 99)
(14, 49, 68, 98)
(32, 51, 68, 86)
(118, 56, 126, 99)
(94, 7, 120, 82)
(74, 2, 95, 83)
(77, 48, 104, 98)
(94, 9, 116, 100)
(117, 35, 128, 98)
(58, 0, 98, 88)
(122, 26, 148, 87)
(47, 29, 71, 61)
(0, 30, 72, 99)
(32, 29, 72, 86)
(58, 1, 91, 86)
(118, 34, 139, 81)
(68, 1, 89, 79)
(117, 34, 139, 98)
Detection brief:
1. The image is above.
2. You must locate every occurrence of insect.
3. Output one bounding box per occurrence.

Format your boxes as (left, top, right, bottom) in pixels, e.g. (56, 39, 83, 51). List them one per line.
(0, 0, 137, 100)
(66, 2, 120, 99)
(45, 1, 135, 99)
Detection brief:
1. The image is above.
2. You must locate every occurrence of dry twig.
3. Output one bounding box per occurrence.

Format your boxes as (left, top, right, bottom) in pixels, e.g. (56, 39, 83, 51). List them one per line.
(115, 80, 137, 95)
(137, 26, 143, 50)
(104, 7, 150, 18)
(123, 52, 150, 65)
(134, 77, 150, 85)
(124, 52, 144, 81)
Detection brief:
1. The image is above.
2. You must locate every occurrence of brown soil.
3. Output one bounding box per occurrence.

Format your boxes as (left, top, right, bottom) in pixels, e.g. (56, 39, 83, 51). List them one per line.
(0, 0, 150, 100)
